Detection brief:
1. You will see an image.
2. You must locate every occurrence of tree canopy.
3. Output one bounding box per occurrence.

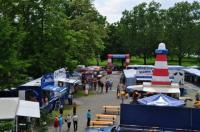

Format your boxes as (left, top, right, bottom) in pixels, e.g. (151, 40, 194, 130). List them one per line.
(0, 0, 199, 89)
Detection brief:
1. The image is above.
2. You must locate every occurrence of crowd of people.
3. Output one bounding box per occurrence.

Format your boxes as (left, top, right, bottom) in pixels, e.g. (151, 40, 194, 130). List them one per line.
(53, 108, 93, 132)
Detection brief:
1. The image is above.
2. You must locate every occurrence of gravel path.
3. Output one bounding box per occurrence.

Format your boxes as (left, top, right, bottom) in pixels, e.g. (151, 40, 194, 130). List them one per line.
(48, 71, 129, 132)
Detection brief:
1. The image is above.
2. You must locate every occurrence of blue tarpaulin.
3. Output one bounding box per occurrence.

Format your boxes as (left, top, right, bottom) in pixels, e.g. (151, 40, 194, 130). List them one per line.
(138, 94, 185, 107)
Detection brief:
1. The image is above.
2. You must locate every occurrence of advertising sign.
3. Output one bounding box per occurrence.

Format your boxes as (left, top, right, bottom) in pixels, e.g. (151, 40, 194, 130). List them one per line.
(41, 73, 54, 88)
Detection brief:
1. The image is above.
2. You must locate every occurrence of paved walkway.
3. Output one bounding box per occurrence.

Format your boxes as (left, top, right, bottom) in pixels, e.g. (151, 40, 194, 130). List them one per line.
(48, 71, 129, 132)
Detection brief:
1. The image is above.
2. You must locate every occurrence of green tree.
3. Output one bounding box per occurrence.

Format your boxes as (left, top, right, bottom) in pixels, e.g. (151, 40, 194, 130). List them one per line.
(118, 2, 163, 64)
(165, 1, 199, 65)
(0, 18, 27, 88)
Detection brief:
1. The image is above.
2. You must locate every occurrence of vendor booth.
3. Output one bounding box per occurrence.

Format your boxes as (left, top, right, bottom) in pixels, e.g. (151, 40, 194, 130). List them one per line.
(123, 69, 136, 87)
(0, 98, 40, 131)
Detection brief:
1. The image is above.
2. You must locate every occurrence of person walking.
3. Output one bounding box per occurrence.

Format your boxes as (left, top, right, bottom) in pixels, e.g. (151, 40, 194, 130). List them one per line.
(54, 115, 59, 132)
(117, 84, 120, 98)
(72, 113, 78, 131)
(86, 109, 92, 127)
(105, 80, 109, 93)
(65, 114, 72, 131)
(58, 115, 63, 132)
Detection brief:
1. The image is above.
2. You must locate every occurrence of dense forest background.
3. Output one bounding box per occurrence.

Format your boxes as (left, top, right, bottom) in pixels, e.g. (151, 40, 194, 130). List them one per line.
(0, 0, 200, 88)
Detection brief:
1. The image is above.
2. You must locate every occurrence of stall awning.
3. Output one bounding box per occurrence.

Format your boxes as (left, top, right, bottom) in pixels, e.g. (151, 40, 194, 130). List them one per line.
(0, 98, 40, 119)
(127, 85, 143, 91)
(0, 98, 19, 119)
(55, 78, 80, 84)
(123, 69, 136, 78)
(42, 85, 67, 93)
(127, 82, 180, 94)
(183, 68, 200, 77)
(143, 87, 180, 94)
(20, 77, 41, 87)
(17, 100, 40, 118)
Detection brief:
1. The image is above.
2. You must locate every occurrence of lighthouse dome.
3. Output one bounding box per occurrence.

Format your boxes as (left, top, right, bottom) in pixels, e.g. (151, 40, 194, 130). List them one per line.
(158, 43, 166, 50)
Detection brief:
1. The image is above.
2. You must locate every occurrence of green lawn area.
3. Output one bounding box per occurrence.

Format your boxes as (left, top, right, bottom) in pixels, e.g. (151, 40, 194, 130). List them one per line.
(74, 89, 95, 98)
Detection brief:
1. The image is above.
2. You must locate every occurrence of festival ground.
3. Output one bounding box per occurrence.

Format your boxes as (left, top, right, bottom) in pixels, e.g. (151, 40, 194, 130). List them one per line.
(47, 71, 200, 132)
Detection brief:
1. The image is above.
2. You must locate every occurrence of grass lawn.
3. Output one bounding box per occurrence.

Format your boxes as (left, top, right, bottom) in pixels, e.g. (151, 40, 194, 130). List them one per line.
(74, 89, 95, 98)
(88, 57, 200, 67)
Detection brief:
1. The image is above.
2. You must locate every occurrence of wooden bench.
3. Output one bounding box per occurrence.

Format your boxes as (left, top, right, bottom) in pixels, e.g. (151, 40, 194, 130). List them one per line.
(90, 120, 113, 126)
(95, 114, 117, 123)
(102, 106, 120, 114)
(89, 125, 110, 128)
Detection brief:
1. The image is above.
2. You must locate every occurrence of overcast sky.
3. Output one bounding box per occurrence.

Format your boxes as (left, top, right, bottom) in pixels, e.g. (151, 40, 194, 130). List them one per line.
(93, 0, 198, 23)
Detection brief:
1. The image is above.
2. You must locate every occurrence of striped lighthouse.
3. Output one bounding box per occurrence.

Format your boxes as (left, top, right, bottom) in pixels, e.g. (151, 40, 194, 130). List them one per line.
(152, 43, 171, 86)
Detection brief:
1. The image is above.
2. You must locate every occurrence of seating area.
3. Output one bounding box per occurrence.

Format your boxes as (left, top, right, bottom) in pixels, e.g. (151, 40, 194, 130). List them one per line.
(95, 114, 116, 122)
(90, 120, 113, 126)
(102, 105, 120, 114)
(89, 105, 120, 127)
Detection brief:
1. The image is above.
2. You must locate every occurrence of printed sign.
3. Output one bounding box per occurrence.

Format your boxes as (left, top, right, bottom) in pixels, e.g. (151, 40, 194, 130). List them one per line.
(54, 68, 66, 80)
(41, 73, 54, 88)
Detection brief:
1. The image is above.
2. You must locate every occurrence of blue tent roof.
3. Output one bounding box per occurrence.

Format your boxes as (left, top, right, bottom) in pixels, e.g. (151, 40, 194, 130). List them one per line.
(138, 94, 185, 107)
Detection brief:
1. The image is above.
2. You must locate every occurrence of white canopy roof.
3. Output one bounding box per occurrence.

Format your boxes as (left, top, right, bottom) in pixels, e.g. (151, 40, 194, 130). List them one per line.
(143, 87, 180, 94)
(20, 77, 41, 87)
(127, 85, 143, 91)
(0, 98, 19, 119)
(55, 78, 80, 84)
(127, 82, 180, 94)
(123, 69, 136, 78)
(143, 82, 180, 93)
(183, 68, 200, 77)
(17, 100, 40, 118)
(0, 98, 40, 119)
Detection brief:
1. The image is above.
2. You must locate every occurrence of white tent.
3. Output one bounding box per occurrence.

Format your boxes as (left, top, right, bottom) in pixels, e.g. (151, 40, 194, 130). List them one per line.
(0, 98, 19, 119)
(17, 100, 40, 118)
(0, 98, 40, 119)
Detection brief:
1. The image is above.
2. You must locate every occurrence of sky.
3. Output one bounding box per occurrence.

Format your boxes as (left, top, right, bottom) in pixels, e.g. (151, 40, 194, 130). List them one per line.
(93, 0, 198, 23)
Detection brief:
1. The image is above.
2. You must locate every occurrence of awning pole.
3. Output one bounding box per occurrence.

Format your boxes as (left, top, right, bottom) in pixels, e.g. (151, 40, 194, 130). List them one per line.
(16, 116, 18, 132)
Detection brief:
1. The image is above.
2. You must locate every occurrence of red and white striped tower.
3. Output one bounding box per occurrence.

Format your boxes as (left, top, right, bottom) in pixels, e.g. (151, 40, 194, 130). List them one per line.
(152, 43, 171, 86)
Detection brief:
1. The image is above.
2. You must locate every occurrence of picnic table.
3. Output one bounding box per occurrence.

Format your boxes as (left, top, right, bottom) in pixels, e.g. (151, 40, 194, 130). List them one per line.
(95, 114, 117, 123)
(102, 106, 120, 114)
(90, 120, 113, 126)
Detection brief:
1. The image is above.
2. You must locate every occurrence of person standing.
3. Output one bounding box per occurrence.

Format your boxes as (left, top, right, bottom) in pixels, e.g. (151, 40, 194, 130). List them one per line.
(68, 93, 73, 105)
(73, 113, 78, 131)
(100, 81, 104, 93)
(58, 115, 63, 132)
(85, 81, 89, 96)
(65, 114, 72, 131)
(93, 79, 97, 91)
(86, 109, 92, 127)
(54, 115, 59, 132)
(109, 80, 113, 90)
